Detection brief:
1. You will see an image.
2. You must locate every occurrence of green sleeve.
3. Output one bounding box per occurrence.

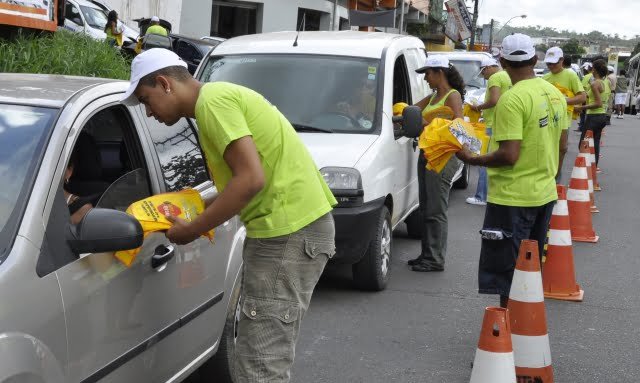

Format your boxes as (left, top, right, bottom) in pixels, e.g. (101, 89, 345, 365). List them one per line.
(198, 88, 252, 156)
(487, 74, 500, 90)
(493, 93, 523, 142)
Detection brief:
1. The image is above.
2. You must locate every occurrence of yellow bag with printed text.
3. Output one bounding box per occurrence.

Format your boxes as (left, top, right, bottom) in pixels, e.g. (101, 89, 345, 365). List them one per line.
(114, 189, 214, 267)
(418, 118, 482, 173)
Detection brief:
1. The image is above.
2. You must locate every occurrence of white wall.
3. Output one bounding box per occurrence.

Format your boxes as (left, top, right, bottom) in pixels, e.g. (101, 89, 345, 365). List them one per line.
(253, 0, 346, 32)
(99, 0, 183, 33)
(179, 0, 212, 37)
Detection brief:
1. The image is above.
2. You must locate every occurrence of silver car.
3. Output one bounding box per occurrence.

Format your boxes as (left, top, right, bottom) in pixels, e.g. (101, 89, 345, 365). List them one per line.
(0, 74, 243, 382)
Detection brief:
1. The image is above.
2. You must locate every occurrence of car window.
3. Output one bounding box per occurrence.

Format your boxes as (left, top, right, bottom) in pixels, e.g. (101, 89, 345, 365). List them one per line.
(0, 104, 56, 260)
(80, 5, 107, 29)
(449, 59, 485, 89)
(393, 54, 412, 105)
(176, 41, 201, 62)
(65, 2, 83, 26)
(200, 54, 381, 134)
(146, 118, 210, 191)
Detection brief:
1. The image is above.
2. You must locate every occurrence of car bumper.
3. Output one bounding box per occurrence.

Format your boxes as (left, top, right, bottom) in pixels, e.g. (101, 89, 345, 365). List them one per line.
(330, 196, 385, 264)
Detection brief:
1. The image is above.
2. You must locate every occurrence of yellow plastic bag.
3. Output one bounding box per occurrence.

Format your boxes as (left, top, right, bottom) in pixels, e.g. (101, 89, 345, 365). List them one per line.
(422, 106, 455, 124)
(114, 189, 214, 266)
(471, 122, 490, 154)
(393, 102, 409, 116)
(463, 103, 481, 123)
(553, 83, 576, 119)
(418, 118, 482, 173)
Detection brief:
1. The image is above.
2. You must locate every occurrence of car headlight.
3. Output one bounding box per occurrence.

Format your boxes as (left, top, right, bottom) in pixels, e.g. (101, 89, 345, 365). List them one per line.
(321, 167, 362, 190)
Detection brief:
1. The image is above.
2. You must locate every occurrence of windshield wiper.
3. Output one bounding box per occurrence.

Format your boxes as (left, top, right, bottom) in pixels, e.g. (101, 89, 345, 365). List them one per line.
(291, 124, 333, 133)
(467, 84, 481, 89)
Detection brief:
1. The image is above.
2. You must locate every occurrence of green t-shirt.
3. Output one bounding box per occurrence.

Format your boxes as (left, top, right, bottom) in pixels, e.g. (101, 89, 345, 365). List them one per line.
(482, 70, 512, 128)
(543, 69, 584, 126)
(195, 82, 337, 238)
(146, 24, 168, 36)
(586, 78, 611, 115)
(487, 78, 567, 207)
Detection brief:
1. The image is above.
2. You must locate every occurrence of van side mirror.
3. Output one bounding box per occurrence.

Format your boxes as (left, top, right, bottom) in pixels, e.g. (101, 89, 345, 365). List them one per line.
(392, 106, 423, 138)
(66, 208, 143, 253)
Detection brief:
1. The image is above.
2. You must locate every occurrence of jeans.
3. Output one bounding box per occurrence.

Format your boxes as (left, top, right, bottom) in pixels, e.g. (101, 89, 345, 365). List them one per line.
(417, 152, 461, 268)
(474, 166, 487, 202)
(578, 110, 586, 130)
(579, 114, 607, 166)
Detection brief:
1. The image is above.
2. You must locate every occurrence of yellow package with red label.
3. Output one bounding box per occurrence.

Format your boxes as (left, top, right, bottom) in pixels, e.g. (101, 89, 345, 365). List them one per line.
(114, 189, 214, 266)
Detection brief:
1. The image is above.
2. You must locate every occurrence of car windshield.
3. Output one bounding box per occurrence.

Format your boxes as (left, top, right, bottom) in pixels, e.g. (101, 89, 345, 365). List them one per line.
(80, 5, 107, 29)
(0, 104, 56, 254)
(199, 54, 380, 134)
(450, 59, 485, 89)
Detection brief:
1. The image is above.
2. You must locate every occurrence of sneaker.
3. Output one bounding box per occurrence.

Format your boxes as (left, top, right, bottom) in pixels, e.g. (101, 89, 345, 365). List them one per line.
(466, 197, 487, 206)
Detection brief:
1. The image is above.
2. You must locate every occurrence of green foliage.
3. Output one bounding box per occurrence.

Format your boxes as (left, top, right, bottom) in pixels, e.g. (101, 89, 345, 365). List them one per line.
(562, 38, 586, 55)
(0, 30, 130, 79)
(494, 24, 636, 50)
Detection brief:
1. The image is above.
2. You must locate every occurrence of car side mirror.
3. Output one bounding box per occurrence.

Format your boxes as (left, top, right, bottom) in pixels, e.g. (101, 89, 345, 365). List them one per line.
(66, 208, 143, 254)
(392, 106, 423, 138)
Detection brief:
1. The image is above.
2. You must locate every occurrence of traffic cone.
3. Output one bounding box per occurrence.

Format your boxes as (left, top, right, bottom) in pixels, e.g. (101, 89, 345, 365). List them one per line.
(508, 240, 553, 382)
(579, 140, 598, 213)
(469, 307, 517, 383)
(567, 156, 599, 243)
(542, 185, 584, 302)
(584, 131, 601, 191)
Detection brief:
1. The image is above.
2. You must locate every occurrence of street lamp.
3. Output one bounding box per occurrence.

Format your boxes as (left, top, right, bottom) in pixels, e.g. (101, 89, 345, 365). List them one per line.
(492, 14, 527, 46)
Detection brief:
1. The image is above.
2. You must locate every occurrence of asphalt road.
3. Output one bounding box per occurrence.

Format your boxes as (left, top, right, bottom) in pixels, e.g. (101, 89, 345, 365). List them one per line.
(290, 117, 640, 383)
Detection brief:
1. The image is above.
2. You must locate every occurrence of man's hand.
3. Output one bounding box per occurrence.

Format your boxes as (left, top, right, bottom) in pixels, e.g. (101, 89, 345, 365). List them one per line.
(470, 104, 481, 112)
(455, 145, 475, 163)
(165, 215, 199, 245)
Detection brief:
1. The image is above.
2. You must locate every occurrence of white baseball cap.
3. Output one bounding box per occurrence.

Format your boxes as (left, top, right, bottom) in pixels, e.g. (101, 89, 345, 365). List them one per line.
(501, 33, 536, 62)
(120, 48, 188, 106)
(607, 65, 615, 72)
(416, 56, 450, 73)
(544, 47, 564, 64)
(151, 15, 160, 22)
(581, 62, 593, 69)
(480, 57, 499, 69)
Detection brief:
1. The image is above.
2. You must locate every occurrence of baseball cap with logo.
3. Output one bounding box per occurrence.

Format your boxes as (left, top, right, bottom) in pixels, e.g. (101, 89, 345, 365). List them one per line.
(501, 33, 536, 62)
(544, 46, 564, 64)
(151, 15, 160, 22)
(416, 56, 450, 73)
(120, 48, 188, 106)
(480, 57, 499, 69)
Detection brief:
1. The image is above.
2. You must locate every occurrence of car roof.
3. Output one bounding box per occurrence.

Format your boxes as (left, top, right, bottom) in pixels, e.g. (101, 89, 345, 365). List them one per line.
(212, 31, 415, 59)
(70, 0, 103, 9)
(428, 51, 492, 61)
(0, 73, 120, 108)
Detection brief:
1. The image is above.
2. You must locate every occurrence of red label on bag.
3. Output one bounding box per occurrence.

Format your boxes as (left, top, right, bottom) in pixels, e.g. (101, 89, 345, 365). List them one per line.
(157, 202, 182, 217)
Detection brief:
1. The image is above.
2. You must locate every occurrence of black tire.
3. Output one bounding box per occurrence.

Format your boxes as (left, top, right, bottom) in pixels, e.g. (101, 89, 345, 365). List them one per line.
(200, 275, 242, 382)
(453, 163, 469, 189)
(404, 209, 422, 239)
(352, 205, 392, 291)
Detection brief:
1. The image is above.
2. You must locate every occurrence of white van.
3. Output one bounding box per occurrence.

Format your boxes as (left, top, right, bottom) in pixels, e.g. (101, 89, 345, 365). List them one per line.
(62, 0, 138, 44)
(195, 31, 466, 291)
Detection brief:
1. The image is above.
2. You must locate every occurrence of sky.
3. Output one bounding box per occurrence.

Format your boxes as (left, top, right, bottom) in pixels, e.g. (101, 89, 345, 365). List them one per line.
(475, 0, 640, 40)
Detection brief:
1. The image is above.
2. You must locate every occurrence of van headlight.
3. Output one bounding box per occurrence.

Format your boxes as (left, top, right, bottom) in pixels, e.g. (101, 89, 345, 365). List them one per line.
(320, 167, 364, 207)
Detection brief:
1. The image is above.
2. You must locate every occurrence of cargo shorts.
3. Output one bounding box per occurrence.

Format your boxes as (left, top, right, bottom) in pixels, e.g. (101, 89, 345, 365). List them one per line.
(234, 213, 335, 383)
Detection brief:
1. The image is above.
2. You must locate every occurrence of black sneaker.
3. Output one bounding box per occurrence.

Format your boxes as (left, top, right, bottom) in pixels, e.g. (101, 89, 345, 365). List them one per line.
(411, 263, 444, 272)
(407, 257, 424, 266)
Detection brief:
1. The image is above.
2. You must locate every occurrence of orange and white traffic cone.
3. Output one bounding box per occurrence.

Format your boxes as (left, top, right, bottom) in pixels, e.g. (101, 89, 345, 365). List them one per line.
(469, 307, 517, 383)
(584, 131, 601, 191)
(508, 240, 554, 383)
(542, 185, 584, 302)
(579, 140, 598, 213)
(567, 156, 599, 243)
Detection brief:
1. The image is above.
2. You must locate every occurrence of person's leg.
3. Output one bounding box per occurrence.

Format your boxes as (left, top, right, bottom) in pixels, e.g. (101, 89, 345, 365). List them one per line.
(529, 201, 555, 262)
(473, 166, 487, 202)
(410, 151, 428, 265)
(592, 116, 605, 166)
(414, 157, 459, 271)
(234, 214, 334, 383)
(578, 116, 589, 148)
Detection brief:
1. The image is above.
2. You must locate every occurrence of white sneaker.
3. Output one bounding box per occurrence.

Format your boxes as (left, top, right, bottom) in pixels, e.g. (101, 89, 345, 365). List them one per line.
(466, 197, 487, 206)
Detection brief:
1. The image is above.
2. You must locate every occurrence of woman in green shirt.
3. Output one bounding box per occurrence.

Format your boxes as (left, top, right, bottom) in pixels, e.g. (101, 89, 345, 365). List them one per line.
(576, 59, 610, 165)
(407, 56, 465, 272)
(104, 10, 121, 47)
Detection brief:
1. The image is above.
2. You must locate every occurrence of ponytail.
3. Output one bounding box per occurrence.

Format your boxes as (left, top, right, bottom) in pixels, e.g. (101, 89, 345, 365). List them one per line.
(436, 65, 466, 101)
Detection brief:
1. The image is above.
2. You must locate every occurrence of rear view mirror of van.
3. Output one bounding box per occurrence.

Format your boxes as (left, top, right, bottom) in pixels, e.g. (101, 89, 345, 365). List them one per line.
(392, 106, 423, 138)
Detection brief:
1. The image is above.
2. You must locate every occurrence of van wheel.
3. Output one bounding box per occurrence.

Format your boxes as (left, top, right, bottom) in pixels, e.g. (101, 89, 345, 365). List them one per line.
(404, 209, 422, 239)
(453, 164, 469, 189)
(352, 206, 391, 291)
(200, 275, 242, 382)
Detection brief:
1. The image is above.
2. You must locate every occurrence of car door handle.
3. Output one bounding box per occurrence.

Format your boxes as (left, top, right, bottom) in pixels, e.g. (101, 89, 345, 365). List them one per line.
(151, 244, 175, 272)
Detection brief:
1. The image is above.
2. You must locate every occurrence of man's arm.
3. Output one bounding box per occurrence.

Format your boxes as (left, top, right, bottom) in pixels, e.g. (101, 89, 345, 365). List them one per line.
(474, 86, 501, 111)
(166, 136, 265, 244)
(566, 91, 586, 105)
(558, 130, 568, 175)
(456, 140, 521, 167)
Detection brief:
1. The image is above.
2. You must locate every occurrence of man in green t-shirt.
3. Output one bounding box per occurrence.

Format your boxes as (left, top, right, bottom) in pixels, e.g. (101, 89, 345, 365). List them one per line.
(121, 48, 337, 382)
(578, 62, 593, 131)
(146, 16, 168, 36)
(466, 56, 511, 206)
(456, 34, 568, 308)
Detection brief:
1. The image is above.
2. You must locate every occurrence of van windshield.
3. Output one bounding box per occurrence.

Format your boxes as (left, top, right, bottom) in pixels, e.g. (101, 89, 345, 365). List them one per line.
(449, 59, 486, 89)
(0, 104, 56, 256)
(199, 54, 380, 134)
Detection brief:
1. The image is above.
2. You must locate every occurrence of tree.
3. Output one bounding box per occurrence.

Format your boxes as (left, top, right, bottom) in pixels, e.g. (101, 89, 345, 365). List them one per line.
(562, 38, 586, 55)
(536, 44, 549, 53)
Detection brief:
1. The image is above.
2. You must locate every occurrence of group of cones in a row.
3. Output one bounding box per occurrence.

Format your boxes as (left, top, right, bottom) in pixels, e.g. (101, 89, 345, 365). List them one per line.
(469, 131, 602, 382)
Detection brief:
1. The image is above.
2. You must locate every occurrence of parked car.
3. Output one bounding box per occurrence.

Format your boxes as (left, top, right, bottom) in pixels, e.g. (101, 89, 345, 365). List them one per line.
(201, 36, 226, 44)
(195, 31, 466, 290)
(0, 73, 243, 382)
(62, 0, 138, 47)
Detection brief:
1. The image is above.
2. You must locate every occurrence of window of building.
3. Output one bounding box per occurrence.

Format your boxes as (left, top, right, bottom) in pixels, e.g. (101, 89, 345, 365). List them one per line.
(297, 8, 323, 31)
(211, 1, 257, 39)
